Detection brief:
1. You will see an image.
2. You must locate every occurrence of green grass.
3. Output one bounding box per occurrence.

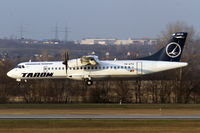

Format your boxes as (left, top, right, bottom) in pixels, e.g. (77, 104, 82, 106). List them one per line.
(0, 104, 200, 110)
(0, 120, 200, 133)
(0, 120, 199, 128)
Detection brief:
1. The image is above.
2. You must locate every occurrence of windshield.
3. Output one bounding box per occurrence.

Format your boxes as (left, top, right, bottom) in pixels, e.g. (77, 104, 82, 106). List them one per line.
(15, 65, 25, 69)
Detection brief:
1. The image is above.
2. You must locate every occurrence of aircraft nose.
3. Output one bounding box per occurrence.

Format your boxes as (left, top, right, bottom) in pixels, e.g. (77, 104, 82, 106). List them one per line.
(7, 71, 12, 77)
(7, 70, 15, 78)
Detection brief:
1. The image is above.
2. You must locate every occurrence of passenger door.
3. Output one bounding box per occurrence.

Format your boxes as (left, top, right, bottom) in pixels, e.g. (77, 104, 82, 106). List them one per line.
(43, 66, 48, 73)
(136, 62, 142, 74)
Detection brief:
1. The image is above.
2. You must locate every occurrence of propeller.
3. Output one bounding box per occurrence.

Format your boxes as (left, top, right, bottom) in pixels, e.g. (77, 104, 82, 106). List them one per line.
(63, 51, 69, 75)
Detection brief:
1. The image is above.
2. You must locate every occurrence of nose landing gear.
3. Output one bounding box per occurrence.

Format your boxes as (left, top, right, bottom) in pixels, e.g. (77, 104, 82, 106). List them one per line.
(16, 79, 27, 86)
(16, 79, 21, 82)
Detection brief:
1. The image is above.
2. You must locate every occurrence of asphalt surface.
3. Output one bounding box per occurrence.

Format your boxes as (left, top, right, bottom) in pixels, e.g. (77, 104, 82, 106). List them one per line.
(0, 114, 200, 120)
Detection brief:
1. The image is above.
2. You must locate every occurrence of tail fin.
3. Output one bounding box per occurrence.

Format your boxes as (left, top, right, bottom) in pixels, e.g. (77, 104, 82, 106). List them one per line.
(139, 32, 187, 62)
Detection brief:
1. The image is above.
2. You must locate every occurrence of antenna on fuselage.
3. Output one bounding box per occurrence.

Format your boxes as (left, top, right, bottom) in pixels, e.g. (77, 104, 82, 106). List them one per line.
(62, 51, 69, 75)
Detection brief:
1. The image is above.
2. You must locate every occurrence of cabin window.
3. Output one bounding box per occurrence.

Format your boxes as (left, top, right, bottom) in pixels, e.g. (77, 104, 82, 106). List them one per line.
(59, 67, 61, 70)
(91, 66, 94, 69)
(73, 67, 75, 70)
(95, 67, 97, 69)
(48, 68, 50, 70)
(124, 66, 127, 69)
(62, 67, 65, 70)
(77, 67, 79, 70)
(55, 67, 57, 70)
(52, 68, 54, 70)
(128, 66, 131, 69)
(121, 66, 123, 69)
(87, 67, 90, 69)
(80, 67, 83, 69)
(117, 66, 120, 69)
(114, 66, 116, 69)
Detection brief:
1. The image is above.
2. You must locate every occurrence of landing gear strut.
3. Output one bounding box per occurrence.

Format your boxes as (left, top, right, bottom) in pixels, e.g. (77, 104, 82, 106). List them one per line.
(17, 82, 21, 86)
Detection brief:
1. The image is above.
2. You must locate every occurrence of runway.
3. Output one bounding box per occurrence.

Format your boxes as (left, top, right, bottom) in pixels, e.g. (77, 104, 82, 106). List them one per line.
(0, 114, 200, 120)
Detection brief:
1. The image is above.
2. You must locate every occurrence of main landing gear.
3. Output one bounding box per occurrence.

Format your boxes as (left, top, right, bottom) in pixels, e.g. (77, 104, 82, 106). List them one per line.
(84, 78, 93, 86)
(86, 79, 93, 86)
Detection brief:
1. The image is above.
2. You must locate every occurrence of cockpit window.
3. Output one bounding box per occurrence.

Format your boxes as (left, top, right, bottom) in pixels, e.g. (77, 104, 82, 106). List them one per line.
(15, 65, 25, 69)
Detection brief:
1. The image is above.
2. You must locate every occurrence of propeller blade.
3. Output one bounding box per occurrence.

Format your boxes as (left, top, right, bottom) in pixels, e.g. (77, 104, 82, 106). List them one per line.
(66, 52, 69, 62)
(63, 51, 69, 75)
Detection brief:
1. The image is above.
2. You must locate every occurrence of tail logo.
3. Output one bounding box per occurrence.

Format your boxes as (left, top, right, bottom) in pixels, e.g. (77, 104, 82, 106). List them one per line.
(166, 42, 181, 58)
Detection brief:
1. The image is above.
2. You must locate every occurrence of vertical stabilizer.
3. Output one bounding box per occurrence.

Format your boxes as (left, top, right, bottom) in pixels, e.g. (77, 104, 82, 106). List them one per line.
(139, 32, 187, 62)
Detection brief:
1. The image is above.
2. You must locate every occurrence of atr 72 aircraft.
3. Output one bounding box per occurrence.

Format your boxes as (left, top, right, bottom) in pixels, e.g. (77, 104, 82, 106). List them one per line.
(7, 32, 188, 85)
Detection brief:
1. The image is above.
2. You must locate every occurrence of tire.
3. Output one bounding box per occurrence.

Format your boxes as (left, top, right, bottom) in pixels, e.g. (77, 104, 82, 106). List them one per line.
(86, 80, 93, 86)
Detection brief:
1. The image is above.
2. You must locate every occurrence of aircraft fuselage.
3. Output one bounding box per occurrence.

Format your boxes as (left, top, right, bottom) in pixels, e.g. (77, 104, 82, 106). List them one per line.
(7, 59, 188, 82)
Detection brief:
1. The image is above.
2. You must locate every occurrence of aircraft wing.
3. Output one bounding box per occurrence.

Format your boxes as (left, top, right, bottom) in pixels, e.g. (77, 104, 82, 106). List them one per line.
(80, 55, 99, 66)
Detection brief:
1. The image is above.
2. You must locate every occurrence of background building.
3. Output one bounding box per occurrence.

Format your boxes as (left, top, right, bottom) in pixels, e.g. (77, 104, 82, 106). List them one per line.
(80, 38, 158, 45)
(80, 38, 116, 45)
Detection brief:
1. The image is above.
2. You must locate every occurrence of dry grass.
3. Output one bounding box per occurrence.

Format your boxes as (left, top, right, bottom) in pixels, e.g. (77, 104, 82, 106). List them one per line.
(0, 108, 199, 115)
(0, 104, 199, 115)
(0, 127, 199, 133)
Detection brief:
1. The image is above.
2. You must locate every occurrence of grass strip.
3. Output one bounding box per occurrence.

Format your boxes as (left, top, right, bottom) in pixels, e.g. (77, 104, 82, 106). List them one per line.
(0, 104, 200, 110)
(0, 120, 199, 128)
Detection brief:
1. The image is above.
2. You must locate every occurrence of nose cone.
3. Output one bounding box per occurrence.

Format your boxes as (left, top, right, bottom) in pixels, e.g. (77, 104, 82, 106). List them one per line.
(7, 70, 15, 78)
(7, 71, 12, 78)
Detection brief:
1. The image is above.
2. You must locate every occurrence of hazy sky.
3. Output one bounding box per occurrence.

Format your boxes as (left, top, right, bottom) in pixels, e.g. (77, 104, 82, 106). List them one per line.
(0, 0, 199, 40)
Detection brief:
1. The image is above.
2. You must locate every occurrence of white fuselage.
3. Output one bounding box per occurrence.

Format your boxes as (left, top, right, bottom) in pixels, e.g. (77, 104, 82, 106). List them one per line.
(7, 58, 188, 81)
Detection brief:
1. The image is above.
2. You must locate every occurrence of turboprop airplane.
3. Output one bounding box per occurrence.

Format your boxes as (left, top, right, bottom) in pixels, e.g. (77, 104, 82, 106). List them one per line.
(7, 32, 188, 85)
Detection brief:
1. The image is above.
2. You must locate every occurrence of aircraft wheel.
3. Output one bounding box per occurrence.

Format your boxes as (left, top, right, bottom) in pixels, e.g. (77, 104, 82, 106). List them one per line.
(86, 80, 93, 86)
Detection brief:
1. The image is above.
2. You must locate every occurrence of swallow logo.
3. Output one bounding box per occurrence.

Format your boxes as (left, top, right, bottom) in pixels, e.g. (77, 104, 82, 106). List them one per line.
(166, 42, 181, 58)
